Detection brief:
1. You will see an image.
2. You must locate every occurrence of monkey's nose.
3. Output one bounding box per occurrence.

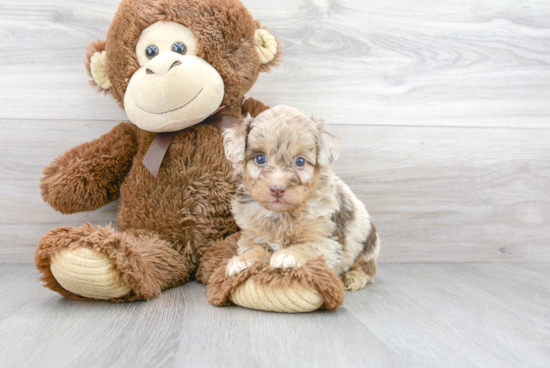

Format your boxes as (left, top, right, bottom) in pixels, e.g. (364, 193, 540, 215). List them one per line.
(269, 185, 287, 198)
(145, 53, 183, 76)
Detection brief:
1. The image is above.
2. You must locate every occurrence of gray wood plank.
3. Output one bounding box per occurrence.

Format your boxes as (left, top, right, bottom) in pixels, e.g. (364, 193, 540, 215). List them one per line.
(0, 0, 127, 121)
(0, 121, 120, 262)
(0, 264, 408, 368)
(344, 263, 550, 368)
(0, 264, 188, 368)
(0, 263, 548, 368)
(1, 120, 549, 263)
(0, 0, 549, 128)
(175, 282, 407, 368)
(334, 124, 550, 262)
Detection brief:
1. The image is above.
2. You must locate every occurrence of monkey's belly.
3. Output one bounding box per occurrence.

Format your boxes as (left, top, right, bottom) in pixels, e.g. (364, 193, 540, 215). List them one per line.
(117, 174, 236, 248)
(116, 136, 236, 249)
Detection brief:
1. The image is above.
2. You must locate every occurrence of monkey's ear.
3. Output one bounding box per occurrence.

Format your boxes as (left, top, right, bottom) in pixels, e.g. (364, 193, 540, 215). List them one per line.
(254, 26, 281, 73)
(314, 118, 340, 167)
(85, 39, 112, 91)
(223, 115, 253, 164)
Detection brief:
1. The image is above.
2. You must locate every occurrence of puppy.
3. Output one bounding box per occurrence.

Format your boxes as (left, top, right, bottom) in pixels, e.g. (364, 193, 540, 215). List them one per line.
(222, 106, 379, 290)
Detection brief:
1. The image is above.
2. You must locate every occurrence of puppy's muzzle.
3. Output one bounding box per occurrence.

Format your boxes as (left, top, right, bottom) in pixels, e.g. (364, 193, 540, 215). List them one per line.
(269, 185, 287, 199)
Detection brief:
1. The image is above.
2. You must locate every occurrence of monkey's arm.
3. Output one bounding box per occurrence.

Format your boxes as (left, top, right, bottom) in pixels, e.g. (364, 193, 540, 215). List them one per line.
(41, 122, 138, 214)
(242, 97, 270, 117)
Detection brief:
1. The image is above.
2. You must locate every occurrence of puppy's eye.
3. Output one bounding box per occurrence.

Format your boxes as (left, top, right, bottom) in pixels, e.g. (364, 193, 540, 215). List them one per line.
(255, 154, 266, 166)
(295, 157, 306, 167)
(146, 45, 159, 59)
(172, 42, 187, 55)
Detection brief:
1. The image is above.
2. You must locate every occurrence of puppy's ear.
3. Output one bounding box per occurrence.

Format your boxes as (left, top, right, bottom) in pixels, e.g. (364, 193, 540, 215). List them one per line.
(223, 115, 253, 164)
(314, 118, 340, 167)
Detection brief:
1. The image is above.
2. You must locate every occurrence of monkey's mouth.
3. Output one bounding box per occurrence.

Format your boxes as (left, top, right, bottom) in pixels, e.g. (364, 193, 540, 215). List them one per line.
(135, 88, 203, 115)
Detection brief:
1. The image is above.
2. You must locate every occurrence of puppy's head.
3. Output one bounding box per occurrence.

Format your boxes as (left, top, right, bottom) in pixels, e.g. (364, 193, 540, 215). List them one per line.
(223, 105, 339, 213)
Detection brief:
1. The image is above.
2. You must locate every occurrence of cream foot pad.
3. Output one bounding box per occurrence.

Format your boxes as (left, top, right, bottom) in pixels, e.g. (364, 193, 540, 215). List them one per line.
(50, 247, 132, 300)
(229, 279, 324, 313)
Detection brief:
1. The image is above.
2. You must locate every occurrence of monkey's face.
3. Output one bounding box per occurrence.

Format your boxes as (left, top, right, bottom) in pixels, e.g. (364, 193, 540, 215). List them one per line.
(123, 22, 224, 133)
(85, 0, 281, 134)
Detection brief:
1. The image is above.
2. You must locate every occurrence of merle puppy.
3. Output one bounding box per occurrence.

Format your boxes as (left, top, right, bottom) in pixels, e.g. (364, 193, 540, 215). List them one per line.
(222, 106, 379, 290)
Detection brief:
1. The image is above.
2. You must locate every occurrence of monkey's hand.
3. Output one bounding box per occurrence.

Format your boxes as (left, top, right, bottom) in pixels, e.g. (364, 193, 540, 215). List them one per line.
(41, 122, 137, 214)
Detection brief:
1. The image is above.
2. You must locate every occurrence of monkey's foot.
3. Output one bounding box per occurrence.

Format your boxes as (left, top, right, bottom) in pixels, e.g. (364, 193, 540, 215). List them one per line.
(51, 247, 132, 299)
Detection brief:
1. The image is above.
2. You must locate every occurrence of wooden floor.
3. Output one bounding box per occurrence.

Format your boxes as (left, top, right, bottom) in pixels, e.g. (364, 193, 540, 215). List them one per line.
(1, 1, 550, 367)
(1, 263, 548, 368)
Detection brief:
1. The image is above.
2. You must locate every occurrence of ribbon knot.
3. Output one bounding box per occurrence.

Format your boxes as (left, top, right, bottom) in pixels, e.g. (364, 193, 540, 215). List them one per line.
(142, 114, 242, 178)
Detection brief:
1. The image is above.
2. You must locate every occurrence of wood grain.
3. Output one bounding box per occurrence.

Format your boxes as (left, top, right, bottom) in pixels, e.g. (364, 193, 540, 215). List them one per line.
(1, 0, 549, 262)
(344, 262, 550, 368)
(0, 263, 548, 367)
(333, 124, 550, 262)
(2, 1, 549, 366)
(1, 120, 549, 263)
(0, 0, 549, 127)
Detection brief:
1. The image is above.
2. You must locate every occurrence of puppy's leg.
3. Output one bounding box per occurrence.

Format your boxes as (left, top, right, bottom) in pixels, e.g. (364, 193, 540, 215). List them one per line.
(270, 238, 341, 270)
(226, 244, 268, 276)
(270, 247, 307, 269)
(343, 226, 380, 291)
(342, 258, 376, 291)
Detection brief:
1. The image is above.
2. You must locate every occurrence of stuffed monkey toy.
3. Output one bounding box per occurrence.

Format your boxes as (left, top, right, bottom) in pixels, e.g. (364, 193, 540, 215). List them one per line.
(36, 0, 345, 312)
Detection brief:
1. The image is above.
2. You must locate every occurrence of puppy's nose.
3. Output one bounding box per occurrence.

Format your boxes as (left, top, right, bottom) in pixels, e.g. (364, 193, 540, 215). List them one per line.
(269, 185, 287, 198)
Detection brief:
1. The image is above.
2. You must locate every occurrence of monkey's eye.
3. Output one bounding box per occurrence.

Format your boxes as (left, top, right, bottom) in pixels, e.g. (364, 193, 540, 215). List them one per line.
(172, 42, 187, 55)
(255, 154, 266, 166)
(295, 157, 306, 167)
(146, 45, 159, 59)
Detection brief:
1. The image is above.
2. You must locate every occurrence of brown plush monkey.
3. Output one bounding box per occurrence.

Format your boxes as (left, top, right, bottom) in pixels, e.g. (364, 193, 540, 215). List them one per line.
(36, 0, 345, 311)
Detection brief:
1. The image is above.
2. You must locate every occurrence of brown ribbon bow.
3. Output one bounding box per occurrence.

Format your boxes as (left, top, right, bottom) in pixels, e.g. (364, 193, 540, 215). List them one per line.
(142, 114, 242, 178)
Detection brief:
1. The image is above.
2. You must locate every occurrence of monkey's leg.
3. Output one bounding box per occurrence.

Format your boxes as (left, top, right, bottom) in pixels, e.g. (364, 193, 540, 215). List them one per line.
(35, 223, 192, 301)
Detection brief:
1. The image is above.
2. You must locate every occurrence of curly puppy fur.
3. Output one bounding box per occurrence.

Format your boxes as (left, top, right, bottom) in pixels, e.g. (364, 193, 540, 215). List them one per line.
(223, 106, 380, 290)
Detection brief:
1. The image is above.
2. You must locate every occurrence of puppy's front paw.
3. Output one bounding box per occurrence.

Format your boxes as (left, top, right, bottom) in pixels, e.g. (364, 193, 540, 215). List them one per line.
(226, 256, 255, 276)
(270, 250, 303, 269)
